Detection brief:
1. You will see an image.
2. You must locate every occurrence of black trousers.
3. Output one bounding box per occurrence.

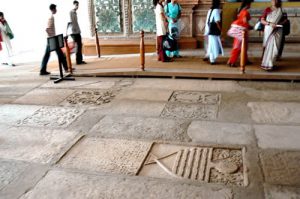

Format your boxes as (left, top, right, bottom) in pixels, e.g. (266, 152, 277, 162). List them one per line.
(41, 44, 68, 72)
(71, 33, 83, 64)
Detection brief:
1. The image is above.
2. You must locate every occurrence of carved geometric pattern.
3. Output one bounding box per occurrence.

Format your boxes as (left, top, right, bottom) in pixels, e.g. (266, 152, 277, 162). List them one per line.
(169, 91, 221, 104)
(18, 107, 84, 127)
(140, 143, 247, 186)
(132, 0, 155, 33)
(94, 0, 122, 33)
(63, 90, 116, 106)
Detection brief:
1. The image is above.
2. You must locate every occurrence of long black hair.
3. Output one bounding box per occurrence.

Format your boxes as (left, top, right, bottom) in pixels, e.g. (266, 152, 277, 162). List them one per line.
(153, 0, 159, 6)
(211, 0, 221, 9)
(238, 0, 253, 14)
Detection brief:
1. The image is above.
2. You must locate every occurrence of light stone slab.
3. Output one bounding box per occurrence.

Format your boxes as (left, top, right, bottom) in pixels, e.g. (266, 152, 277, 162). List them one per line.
(260, 150, 300, 186)
(18, 106, 85, 128)
(13, 89, 74, 105)
(132, 78, 243, 92)
(255, 125, 300, 150)
(90, 115, 189, 141)
(248, 102, 300, 124)
(59, 138, 152, 175)
(20, 170, 233, 199)
(264, 185, 300, 199)
(76, 81, 116, 89)
(40, 79, 103, 89)
(0, 160, 29, 190)
(116, 88, 173, 101)
(0, 127, 81, 164)
(187, 121, 254, 145)
(169, 91, 221, 104)
(246, 90, 300, 102)
(0, 105, 40, 125)
(102, 100, 166, 117)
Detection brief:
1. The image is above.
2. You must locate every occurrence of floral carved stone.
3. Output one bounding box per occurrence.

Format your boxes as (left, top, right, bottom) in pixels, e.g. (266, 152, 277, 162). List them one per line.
(64, 90, 116, 106)
(169, 91, 221, 104)
(19, 107, 84, 127)
(139, 143, 247, 187)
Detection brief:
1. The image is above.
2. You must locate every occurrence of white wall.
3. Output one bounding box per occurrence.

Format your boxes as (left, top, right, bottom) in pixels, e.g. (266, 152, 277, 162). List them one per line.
(0, 0, 90, 57)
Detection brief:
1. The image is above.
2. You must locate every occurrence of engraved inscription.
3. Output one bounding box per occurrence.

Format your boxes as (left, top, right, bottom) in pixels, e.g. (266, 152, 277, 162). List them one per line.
(18, 107, 84, 127)
(170, 91, 221, 104)
(140, 144, 247, 186)
(63, 90, 116, 106)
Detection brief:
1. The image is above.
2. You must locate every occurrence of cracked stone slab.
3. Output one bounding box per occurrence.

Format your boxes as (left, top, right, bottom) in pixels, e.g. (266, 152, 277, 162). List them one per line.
(90, 115, 189, 141)
(247, 102, 300, 124)
(260, 150, 300, 186)
(18, 106, 85, 128)
(0, 105, 40, 125)
(60, 90, 116, 106)
(187, 121, 253, 145)
(255, 125, 300, 150)
(58, 138, 152, 175)
(0, 127, 81, 164)
(139, 143, 248, 186)
(0, 160, 30, 190)
(116, 88, 173, 101)
(103, 100, 166, 117)
(169, 91, 221, 104)
(13, 89, 74, 105)
(264, 184, 300, 199)
(20, 170, 233, 199)
(161, 103, 218, 120)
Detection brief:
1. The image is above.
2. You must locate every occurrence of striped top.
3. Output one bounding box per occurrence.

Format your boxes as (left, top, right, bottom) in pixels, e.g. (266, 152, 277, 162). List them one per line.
(46, 15, 56, 37)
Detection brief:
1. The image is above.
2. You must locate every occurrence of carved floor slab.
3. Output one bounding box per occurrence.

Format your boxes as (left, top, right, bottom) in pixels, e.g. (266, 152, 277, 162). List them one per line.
(18, 106, 85, 127)
(139, 143, 247, 186)
(61, 90, 116, 106)
(169, 91, 221, 104)
(0, 105, 40, 125)
(58, 138, 152, 175)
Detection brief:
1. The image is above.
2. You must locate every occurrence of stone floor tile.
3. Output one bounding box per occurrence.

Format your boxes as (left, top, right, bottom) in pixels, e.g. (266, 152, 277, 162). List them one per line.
(13, 89, 74, 105)
(187, 121, 254, 145)
(102, 100, 166, 117)
(18, 106, 85, 128)
(116, 88, 173, 101)
(260, 150, 300, 186)
(0, 127, 81, 164)
(255, 125, 300, 150)
(20, 170, 233, 199)
(248, 102, 300, 125)
(264, 184, 300, 199)
(246, 90, 300, 102)
(58, 138, 152, 175)
(0, 105, 40, 125)
(90, 115, 189, 141)
(169, 91, 221, 104)
(40, 79, 104, 89)
(139, 143, 247, 187)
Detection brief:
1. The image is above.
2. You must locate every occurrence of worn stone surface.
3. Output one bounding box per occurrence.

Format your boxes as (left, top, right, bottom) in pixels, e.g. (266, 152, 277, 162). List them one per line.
(245, 90, 300, 102)
(102, 100, 166, 117)
(264, 184, 300, 199)
(248, 102, 300, 124)
(90, 115, 189, 141)
(20, 170, 233, 199)
(255, 125, 300, 150)
(18, 106, 85, 128)
(169, 91, 221, 104)
(0, 105, 40, 125)
(13, 89, 74, 105)
(40, 78, 106, 89)
(59, 138, 152, 175)
(260, 150, 300, 186)
(61, 90, 116, 106)
(161, 103, 218, 120)
(0, 160, 29, 190)
(0, 127, 81, 164)
(116, 88, 172, 101)
(187, 121, 254, 145)
(139, 143, 247, 186)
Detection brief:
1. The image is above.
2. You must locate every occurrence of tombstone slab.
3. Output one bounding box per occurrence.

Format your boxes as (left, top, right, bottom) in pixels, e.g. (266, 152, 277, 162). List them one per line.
(169, 91, 221, 104)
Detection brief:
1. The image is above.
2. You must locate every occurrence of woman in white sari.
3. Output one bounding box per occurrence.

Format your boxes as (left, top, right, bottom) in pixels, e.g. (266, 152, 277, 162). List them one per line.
(203, 0, 223, 65)
(260, 0, 283, 71)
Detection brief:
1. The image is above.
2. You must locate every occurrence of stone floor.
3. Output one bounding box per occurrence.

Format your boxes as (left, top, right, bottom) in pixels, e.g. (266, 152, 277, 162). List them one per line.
(0, 55, 300, 199)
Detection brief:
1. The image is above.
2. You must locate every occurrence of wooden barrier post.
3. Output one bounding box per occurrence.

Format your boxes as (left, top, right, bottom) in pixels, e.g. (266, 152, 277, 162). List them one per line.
(64, 36, 73, 74)
(140, 30, 145, 71)
(95, 27, 101, 58)
(240, 30, 246, 74)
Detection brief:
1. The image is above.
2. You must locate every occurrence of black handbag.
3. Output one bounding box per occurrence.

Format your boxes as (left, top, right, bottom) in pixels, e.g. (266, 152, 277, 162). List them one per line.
(208, 9, 221, 36)
(254, 19, 264, 31)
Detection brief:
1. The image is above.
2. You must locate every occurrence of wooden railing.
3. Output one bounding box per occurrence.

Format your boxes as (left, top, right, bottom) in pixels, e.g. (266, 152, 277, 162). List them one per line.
(140, 30, 145, 71)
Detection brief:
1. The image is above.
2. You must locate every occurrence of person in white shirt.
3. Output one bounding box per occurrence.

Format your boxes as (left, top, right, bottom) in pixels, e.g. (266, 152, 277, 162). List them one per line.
(154, 0, 171, 62)
(0, 12, 15, 66)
